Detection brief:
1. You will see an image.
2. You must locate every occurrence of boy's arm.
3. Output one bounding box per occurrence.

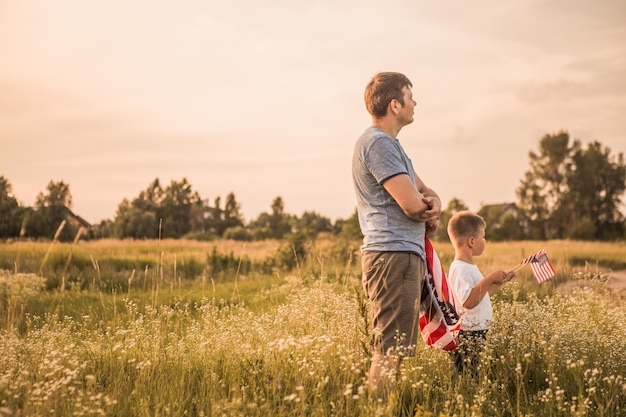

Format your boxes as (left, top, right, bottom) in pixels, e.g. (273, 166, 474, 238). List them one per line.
(463, 270, 514, 309)
(488, 270, 515, 294)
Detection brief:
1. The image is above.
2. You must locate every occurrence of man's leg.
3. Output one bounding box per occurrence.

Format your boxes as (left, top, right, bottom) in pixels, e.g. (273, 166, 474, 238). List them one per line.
(362, 252, 425, 395)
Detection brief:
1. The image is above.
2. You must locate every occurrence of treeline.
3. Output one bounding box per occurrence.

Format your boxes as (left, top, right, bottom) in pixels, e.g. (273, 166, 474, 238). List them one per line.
(0, 176, 363, 243)
(1, 131, 625, 243)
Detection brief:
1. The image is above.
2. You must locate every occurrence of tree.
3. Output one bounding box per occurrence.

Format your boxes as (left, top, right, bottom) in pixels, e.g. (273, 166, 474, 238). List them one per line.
(516, 131, 573, 239)
(0, 176, 23, 238)
(249, 196, 292, 239)
(432, 198, 468, 242)
(135, 179, 164, 214)
(517, 132, 625, 240)
(160, 178, 203, 238)
(335, 209, 363, 241)
(222, 192, 245, 234)
(114, 198, 159, 239)
(26, 180, 74, 240)
(112, 177, 207, 239)
(294, 211, 332, 239)
(92, 219, 115, 239)
(205, 196, 223, 237)
(113, 179, 164, 239)
(564, 141, 626, 240)
(268, 196, 292, 239)
(35, 180, 72, 209)
(203, 192, 246, 238)
(109, 178, 247, 240)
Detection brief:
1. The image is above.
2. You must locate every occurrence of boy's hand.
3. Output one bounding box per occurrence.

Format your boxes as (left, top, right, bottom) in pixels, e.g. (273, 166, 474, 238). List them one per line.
(488, 270, 511, 285)
(503, 270, 515, 283)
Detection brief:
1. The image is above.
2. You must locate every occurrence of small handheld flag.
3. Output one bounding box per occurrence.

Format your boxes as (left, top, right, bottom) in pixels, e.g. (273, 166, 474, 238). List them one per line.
(516, 249, 555, 283)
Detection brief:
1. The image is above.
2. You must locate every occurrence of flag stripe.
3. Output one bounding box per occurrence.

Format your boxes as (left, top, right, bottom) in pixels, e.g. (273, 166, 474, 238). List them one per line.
(419, 237, 460, 352)
(531, 261, 555, 283)
(520, 249, 555, 283)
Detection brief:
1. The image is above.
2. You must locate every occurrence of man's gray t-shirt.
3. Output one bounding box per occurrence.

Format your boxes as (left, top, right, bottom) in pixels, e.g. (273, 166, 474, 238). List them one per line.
(352, 126, 425, 259)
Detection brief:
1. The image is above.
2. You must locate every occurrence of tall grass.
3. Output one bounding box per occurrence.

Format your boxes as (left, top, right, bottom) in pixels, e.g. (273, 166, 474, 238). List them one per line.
(0, 239, 624, 416)
(0, 238, 282, 293)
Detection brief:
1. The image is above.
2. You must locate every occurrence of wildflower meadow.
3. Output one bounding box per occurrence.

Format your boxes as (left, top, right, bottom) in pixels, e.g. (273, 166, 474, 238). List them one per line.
(0, 238, 624, 416)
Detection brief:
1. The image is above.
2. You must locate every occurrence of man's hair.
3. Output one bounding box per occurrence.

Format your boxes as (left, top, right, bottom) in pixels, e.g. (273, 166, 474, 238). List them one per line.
(364, 72, 412, 118)
(447, 210, 486, 245)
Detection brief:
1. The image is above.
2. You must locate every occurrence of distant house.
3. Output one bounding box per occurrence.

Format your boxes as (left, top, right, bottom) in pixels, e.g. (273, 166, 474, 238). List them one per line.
(64, 207, 91, 237)
(477, 203, 524, 241)
(478, 202, 518, 220)
(18, 205, 92, 241)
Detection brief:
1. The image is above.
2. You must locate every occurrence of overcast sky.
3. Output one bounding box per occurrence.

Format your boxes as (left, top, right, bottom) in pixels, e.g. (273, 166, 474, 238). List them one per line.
(1, 0, 625, 224)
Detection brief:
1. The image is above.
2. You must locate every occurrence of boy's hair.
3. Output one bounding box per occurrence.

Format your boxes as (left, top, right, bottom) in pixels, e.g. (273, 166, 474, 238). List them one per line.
(447, 210, 486, 246)
(364, 72, 412, 118)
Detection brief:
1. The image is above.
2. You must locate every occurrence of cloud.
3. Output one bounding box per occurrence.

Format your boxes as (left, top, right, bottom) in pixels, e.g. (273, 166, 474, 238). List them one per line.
(517, 79, 587, 104)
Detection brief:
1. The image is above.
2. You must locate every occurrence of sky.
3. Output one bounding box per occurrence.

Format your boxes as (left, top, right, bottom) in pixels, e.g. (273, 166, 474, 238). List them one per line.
(1, 0, 625, 225)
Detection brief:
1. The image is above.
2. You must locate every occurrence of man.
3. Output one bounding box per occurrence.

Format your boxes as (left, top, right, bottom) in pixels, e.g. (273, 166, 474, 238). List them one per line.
(352, 72, 442, 393)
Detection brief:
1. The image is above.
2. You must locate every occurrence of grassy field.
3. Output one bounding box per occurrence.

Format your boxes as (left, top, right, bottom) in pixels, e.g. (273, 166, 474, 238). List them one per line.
(0, 238, 625, 416)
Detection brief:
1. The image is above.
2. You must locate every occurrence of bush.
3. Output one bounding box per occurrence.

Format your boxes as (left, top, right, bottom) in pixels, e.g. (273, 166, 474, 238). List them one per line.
(222, 226, 253, 241)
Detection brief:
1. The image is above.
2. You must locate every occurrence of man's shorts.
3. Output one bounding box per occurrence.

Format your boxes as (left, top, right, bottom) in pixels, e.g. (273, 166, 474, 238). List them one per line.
(361, 251, 426, 354)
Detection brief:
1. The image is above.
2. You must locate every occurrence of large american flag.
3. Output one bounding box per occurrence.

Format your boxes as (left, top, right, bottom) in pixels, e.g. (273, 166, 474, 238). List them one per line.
(419, 237, 459, 352)
(520, 249, 555, 283)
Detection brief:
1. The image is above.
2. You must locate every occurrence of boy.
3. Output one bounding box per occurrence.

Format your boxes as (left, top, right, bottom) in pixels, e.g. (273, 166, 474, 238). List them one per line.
(447, 211, 514, 375)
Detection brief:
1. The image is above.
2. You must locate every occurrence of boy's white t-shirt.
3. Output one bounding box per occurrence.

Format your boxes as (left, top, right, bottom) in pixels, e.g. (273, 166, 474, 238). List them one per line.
(448, 260, 493, 331)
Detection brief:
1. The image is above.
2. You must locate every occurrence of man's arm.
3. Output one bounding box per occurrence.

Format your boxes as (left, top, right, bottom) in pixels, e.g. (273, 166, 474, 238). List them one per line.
(416, 178, 442, 234)
(415, 173, 442, 214)
(382, 174, 441, 223)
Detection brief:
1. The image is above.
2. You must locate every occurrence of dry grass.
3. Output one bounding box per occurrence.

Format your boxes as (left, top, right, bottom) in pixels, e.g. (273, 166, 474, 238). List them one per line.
(3, 238, 281, 262)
